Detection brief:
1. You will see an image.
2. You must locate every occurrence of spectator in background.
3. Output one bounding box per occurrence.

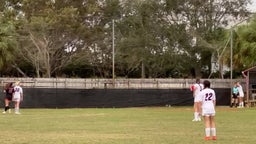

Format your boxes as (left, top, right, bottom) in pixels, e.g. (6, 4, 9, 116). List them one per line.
(12, 81, 23, 114)
(191, 78, 204, 121)
(237, 82, 244, 108)
(231, 82, 239, 108)
(3, 82, 14, 114)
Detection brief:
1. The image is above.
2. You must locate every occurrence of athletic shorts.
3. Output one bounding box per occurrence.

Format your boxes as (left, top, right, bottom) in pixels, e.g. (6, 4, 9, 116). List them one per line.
(12, 95, 21, 102)
(202, 108, 215, 116)
(203, 113, 215, 117)
(232, 93, 238, 99)
(5, 95, 12, 101)
(238, 94, 244, 98)
(194, 95, 201, 102)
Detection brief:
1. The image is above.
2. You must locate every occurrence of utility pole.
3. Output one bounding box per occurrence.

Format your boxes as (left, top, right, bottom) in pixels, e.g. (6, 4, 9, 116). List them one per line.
(230, 27, 233, 105)
(112, 19, 115, 87)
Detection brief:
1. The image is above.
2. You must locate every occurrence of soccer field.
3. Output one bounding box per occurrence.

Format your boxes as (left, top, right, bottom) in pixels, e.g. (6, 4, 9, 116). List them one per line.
(0, 107, 255, 144)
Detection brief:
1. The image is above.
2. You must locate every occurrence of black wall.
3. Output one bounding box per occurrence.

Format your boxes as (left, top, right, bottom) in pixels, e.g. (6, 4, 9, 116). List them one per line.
(1, 88, 231, 108)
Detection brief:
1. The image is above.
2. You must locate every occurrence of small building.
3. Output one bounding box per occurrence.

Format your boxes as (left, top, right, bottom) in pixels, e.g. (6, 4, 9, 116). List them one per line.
(242, 66, 256, 106)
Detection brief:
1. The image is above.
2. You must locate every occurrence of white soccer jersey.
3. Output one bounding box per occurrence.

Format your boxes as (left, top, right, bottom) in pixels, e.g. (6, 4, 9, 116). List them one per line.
(12, 85, 23, 101)
(198, 88, 216, 116)
(237, 85, 244, 97)
(194, 83, 204, 102)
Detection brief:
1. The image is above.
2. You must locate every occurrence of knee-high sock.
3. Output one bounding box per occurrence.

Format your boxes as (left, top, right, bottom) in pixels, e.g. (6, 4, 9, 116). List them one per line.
(205, 128, 211, 137)
(211, 128, 216, 136)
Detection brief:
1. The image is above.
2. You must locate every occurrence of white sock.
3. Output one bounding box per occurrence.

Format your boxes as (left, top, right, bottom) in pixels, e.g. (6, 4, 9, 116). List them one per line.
(197, 113, 201, 119)
(241, 102, 244, 107)
(211, 128, 216, 136)
(194, 112, 197, 120)
(15, 108, 19, 113)
(205, 128, 211, 137)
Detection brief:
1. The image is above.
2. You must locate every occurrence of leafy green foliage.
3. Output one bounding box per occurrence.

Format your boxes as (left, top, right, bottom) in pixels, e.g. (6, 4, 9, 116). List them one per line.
(0, 7, 18, 70)
(0, 0, 252, 78)
(235, 15, 256, 69)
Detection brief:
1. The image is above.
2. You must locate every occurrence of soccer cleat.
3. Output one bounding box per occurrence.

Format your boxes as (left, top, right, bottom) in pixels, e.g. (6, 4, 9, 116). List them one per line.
(212, 136, 217, 140)
(15, 112, 21, 115)
(197, 118, 201, 121)
(205, 137, 210, 140)
(192, 119, 198, 122)
(2, 111, 6, 114)
(8, 109, 11, 113)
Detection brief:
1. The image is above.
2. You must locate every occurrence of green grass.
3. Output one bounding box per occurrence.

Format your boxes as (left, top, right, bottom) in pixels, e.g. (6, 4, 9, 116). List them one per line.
(0, 107, 255, 144)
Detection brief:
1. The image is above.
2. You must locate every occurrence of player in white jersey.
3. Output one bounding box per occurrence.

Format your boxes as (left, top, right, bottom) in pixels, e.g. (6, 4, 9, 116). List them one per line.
(12, 81, 23, 114)
(237, 82, 244, 108)
(191, 79, 204, 121)
(198, 80, 216, 141)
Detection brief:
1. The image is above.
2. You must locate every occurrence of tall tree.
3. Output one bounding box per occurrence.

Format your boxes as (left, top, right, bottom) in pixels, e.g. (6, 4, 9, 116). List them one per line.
(116, 0, 182, 78)
(0, 0, 252, 78)
(17, 0, 95, 77)
(233, 15, 256, 71)
(163, 0, 250, 78)
(0, 1, 22, 76)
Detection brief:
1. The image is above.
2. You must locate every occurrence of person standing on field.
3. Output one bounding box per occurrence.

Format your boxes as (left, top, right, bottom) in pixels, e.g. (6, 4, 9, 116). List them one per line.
(231, 82, 239, 108)
(198, 80, 217, 141)
(12, 81, 23, 114)
(237, 82, 244, 108)
(3, 82, 14, 114)
(191, 78, 204, 121)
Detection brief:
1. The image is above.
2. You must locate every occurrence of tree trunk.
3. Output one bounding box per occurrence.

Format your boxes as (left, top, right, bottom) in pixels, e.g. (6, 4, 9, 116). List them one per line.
(11, 64, 27, 77)
(141, 61, 145, 78)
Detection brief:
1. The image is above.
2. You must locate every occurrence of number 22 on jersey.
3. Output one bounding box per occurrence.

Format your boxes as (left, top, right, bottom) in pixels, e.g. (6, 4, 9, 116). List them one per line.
(205, 93, 213, 101)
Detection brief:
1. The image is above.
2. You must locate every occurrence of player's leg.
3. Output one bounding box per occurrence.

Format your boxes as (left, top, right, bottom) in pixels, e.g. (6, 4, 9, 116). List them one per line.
(230, 96, 234, 107)
(239, 96, 244, 108)
(7, 99, 11, 113)
(3, 98, 10, 113)
(196, 102, 201, 121)
(193, 102, 199, 121)
(193, 101, 197, 121)
(14, 101, 21, 114)
(238, 96, 241, 107)
(210, 116, 216, 140)
(241, 96, 244, 107)
(235, 97, 238, 107)
(237, 96, 240, 107)
(14, 101, 17, 113)
(204, 115, 211, 140)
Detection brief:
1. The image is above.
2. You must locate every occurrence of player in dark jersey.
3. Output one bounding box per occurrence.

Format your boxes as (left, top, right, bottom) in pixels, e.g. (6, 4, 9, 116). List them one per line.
(3, 82, 14, 113)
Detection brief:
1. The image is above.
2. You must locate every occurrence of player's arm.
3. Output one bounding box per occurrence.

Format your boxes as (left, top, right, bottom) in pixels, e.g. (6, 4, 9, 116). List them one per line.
(191, 85, 195, 97)
(213, 91, 216, 107)
(20, 87, 24, 101)
(20, 92, 23, 101)
(193, 86, 197, 97)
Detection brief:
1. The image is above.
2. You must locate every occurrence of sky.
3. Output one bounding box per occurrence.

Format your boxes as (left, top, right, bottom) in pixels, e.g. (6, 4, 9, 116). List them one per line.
(248, 0, 256, 12)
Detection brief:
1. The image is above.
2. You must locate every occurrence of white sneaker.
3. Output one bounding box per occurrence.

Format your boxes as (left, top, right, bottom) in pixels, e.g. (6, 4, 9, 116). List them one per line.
(8, 109, 11, 113)
(198, 118, 201, 121)
(192, 119, 198, 122)
(2, 111, 6, 114)
(15, 112, 21, 115)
